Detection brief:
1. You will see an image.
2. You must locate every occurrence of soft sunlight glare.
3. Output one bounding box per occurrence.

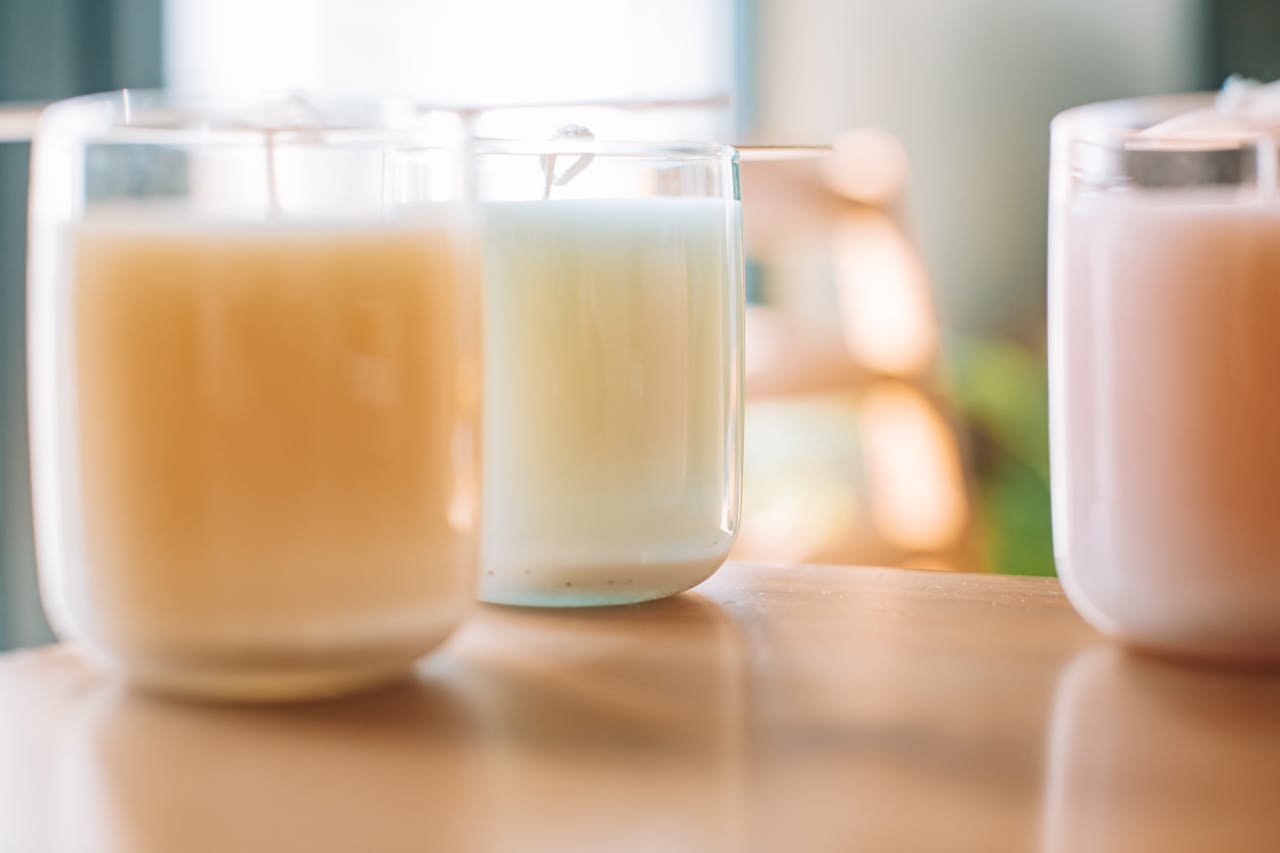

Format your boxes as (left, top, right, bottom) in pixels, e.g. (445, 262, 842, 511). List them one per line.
(859, 382, 966, 551)
(166, 0, 733, 106)
(831, 212, 936, 376)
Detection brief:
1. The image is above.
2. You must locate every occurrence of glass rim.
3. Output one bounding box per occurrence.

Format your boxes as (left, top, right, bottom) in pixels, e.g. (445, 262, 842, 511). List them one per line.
(1051, 91, 1222, 145)
(470, 136, 738, 162)
(32, 90, 742, 156)
(34, 89, 460, 146)
(1049, 91, 1280, 195)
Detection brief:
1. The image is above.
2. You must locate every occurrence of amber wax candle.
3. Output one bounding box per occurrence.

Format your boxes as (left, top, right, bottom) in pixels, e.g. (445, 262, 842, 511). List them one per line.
(28, 93, 479, 700)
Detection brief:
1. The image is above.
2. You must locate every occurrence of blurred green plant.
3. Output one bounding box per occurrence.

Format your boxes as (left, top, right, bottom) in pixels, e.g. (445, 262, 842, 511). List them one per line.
(946, 336, 1056, 577)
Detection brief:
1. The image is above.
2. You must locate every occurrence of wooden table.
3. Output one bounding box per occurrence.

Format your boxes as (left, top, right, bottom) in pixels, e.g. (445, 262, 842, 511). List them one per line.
(2, 563, 1278, 853)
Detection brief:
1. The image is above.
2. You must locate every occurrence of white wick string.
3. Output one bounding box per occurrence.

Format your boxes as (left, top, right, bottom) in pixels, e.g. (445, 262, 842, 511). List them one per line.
(1259, 134, 1278, 203)
(541, 124, 595, 199)
(257, 94, 326, 216)
(264, 128, 280, 214)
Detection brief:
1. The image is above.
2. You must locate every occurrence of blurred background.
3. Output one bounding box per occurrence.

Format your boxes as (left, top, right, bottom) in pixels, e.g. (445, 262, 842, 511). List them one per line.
(0, 0, 1270, 650)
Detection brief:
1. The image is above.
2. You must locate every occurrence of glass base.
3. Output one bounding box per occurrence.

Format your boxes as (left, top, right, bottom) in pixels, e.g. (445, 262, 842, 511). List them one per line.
(124, 656, 419, 703)
(93, 617, 464, 703)
(1104, 631, 1280, 671)
(479, 552, 728, 608)
(1057, 559, 1280, 670)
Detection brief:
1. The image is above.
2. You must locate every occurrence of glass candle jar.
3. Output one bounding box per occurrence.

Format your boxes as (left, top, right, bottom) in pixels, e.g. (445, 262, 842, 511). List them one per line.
(475, 139, 744, 606)
(1049, 92, 1280, 662)
(27, 91, 481, 700)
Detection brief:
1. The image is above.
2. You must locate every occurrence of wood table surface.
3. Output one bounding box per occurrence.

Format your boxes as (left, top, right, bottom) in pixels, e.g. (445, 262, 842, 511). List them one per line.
(2, 562, 1278, 853)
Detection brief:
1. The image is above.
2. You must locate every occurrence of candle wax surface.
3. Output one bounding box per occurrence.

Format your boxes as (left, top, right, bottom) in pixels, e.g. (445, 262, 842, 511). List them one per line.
(480, 198, 741, 606)
(60, 212, 478, 698)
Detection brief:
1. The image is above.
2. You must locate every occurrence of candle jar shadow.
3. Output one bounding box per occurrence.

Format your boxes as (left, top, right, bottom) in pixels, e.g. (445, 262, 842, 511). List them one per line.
(51, 594, 750, 852)
(434, 593, 751, 850)
(58, 672, 485, 853)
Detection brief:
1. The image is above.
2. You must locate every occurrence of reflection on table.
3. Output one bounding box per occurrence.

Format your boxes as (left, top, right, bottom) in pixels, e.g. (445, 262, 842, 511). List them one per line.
(1042, 645, 1280, 853)
(1, 564, 1113, 853)
(7, 596, 747, 853)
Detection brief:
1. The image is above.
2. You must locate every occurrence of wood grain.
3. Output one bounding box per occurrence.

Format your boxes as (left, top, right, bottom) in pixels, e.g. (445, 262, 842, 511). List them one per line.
(1, 563, 1276, 852)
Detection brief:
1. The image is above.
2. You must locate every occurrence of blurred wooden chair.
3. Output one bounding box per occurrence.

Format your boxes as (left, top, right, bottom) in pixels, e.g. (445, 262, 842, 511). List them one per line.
(735, 133, 980, 571)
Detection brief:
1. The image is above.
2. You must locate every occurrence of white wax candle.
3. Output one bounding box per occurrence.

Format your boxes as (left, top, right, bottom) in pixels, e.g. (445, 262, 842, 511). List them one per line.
(480, 198, 742, 606)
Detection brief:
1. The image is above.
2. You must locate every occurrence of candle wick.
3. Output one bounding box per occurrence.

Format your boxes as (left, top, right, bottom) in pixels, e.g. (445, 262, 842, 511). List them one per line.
(257, 95, 324, 217)
(265, 128, 280, 216)
(540, 124, 595, 200)
(1259, 134, 1278, 203)
(542, 152, 555, 200)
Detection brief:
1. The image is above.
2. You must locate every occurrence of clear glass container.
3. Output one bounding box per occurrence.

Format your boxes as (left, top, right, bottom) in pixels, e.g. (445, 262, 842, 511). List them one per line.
(1049, 93, 1280, 662)
(27, 91, 481, 700)
(474, 138, 744, 606)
